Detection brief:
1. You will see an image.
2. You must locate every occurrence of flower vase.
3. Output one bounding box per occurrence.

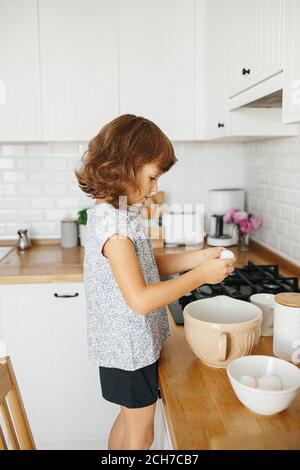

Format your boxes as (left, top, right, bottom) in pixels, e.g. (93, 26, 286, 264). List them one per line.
(238, 231, 249, 252)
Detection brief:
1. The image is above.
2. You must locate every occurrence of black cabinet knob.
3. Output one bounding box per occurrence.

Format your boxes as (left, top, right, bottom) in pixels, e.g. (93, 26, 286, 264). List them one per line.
(242, 68, 251, 75)
(218, 122, 225, 128)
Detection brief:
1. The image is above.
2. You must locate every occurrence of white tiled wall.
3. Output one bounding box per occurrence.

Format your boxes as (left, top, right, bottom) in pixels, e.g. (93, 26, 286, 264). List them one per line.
(0, 143, 91, 239)
(1, 136, 300, 268)
(244, 136, 300, 266)
(0, 141, 245, 240)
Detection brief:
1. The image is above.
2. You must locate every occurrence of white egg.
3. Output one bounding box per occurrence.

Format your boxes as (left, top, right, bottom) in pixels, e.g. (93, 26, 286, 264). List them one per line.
(257, 375, 283, 391)
(219, 249, 235, 260)
(239, 374, 257, 388)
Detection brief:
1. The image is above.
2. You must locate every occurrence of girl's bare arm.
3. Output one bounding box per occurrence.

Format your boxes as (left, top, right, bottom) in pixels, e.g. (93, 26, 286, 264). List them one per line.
(103, 235, 234, 315)
(154, 248, 224, 277)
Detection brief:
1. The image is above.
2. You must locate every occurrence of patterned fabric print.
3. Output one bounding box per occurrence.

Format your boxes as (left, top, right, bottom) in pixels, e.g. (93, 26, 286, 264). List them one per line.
(83, 202, 170, 371)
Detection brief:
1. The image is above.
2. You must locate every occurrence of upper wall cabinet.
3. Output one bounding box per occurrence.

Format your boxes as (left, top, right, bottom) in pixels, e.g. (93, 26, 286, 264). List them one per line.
(0, 0, 42, 142)
(283, 0, 300, 124)
(203, 0, 298, 141)
(39, 0, 118, 141)
(228, 0, 284, 98)
(118, 0, 196, 141)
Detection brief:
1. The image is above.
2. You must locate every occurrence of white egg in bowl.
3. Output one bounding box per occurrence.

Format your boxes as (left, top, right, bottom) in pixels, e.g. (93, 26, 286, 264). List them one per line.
(227, 355, 300, 415)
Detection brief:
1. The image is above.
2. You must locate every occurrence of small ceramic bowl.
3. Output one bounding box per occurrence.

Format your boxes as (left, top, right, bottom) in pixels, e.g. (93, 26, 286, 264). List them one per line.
(227, 355, 300, 415)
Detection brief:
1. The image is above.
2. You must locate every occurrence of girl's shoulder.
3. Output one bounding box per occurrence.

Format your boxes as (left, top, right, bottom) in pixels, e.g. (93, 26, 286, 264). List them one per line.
(92, 202, 130, 221)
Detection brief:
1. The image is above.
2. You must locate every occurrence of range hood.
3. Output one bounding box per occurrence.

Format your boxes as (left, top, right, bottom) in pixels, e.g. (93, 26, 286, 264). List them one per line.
(243, 89, 283, 108)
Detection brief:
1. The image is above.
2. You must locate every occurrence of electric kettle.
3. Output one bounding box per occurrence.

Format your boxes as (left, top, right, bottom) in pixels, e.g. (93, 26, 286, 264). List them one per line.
(17, 229, 32, 250)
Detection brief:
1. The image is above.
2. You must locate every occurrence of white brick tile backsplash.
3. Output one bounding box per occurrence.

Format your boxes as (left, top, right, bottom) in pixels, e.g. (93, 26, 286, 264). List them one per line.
(274, 218, 287, 236)
(269, 171, 281, 185)
(16, 158, 41, 171)
(267, 232, 280, 250)
(54, 170, 77, 183)
(44, 209, 71, 221)
(43, 157, 69, 170)
(18, 210, 44, 222)
(291, 156, 300, 171)
(282, 136, 299, 154)
(56, 196, 79, 208)
(263, 214, 274, 231)
(279, 238, 292, 257)
(79, 142, 89, 155)
(0, 210, 18, 222)
(0, 158, 14, 169)
(29, 222, 58, 236)
(0, 197, 30, 210)
(294, 173, 300, 189)
(0, 185, 16, 196)
(280, 172, 294, 188)
(280, 204, 295, 223)
(52, 143, 79, 156)
(18, 184, 42, 196)
(3, 172, 27, 183)
(289, 190, 300, 207)
(4, 223, 22, 236)
(276, 154, 293, 171)
(292, 243, 300, 263)
(44, 184, 68, 196)
(29, 171, 54, 183)
(0, 145, 26, 157)
(287, 223, 300, 243)
(31, 197, 55, 209)
(0, 136, 300, 266)
(27, 144, 52, 157)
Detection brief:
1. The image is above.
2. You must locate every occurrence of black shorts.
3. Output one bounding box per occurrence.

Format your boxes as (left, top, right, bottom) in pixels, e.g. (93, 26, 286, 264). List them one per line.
(99, 360, 159, 409)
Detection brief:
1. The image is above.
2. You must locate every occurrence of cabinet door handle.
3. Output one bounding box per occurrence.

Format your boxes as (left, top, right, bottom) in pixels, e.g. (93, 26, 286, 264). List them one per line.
(242, 68, 250, 75)
(218, 122, 225, 128)
(54, 293, 79, 298)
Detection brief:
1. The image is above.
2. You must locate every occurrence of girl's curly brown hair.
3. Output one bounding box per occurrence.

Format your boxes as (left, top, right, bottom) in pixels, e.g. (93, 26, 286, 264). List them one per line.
(75, 114, 177, 208)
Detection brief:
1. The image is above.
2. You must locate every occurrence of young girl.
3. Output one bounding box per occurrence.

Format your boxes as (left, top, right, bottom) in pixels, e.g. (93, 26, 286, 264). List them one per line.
(75, 114, 235, 450)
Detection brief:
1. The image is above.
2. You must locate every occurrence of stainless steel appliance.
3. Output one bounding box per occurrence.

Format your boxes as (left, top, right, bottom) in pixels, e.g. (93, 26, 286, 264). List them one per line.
(207, 188, 245, 247)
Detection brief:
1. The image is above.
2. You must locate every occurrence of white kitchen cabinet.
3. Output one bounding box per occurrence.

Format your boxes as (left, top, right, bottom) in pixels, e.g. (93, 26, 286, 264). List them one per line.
(0, 283, 118, 450)
(39, 0, 118, 141)
(204, 0, 298, 141)
(118, 0, 196, 141)
(283, 0, 300, 124)
(0, 0, 42, 142)
(152, 399, 173, 450)
(228, 0, 284, 98)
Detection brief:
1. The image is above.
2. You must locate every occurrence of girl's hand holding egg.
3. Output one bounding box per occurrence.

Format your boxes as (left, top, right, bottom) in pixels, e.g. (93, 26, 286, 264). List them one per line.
(219, 249, 236, 261)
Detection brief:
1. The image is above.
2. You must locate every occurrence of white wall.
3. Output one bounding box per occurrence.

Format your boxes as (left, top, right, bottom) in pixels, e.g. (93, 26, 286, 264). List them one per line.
(0, 141, 245, 239)
(244, 136, 300, 266)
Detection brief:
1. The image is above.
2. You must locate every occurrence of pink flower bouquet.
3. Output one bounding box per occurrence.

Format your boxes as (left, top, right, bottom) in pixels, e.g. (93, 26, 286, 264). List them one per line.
(223, 208, 262, 250)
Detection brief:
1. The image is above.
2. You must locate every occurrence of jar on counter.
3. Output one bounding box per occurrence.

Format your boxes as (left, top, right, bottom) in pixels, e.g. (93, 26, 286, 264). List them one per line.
(273, 293, 300, 364)
(60, 219, 78, 248)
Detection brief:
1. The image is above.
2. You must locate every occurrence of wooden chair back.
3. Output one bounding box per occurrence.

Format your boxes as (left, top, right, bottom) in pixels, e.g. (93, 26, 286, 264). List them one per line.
(0, 356, 35, 450)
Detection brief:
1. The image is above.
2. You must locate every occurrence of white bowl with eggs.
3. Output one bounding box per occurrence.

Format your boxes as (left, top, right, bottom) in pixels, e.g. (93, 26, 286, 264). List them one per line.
(227, 355, 300, 415)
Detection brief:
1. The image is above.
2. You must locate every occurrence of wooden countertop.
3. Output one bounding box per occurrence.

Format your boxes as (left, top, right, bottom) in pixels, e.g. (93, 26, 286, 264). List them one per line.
(1, 237, 299, 285)
(1, 239, 300, 449)
(0, 244, 84, 284)
(157, 244, 300, 450)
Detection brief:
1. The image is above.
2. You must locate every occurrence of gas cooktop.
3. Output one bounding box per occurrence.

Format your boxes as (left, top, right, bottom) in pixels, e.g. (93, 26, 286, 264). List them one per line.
(168, 261, 300, 325)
